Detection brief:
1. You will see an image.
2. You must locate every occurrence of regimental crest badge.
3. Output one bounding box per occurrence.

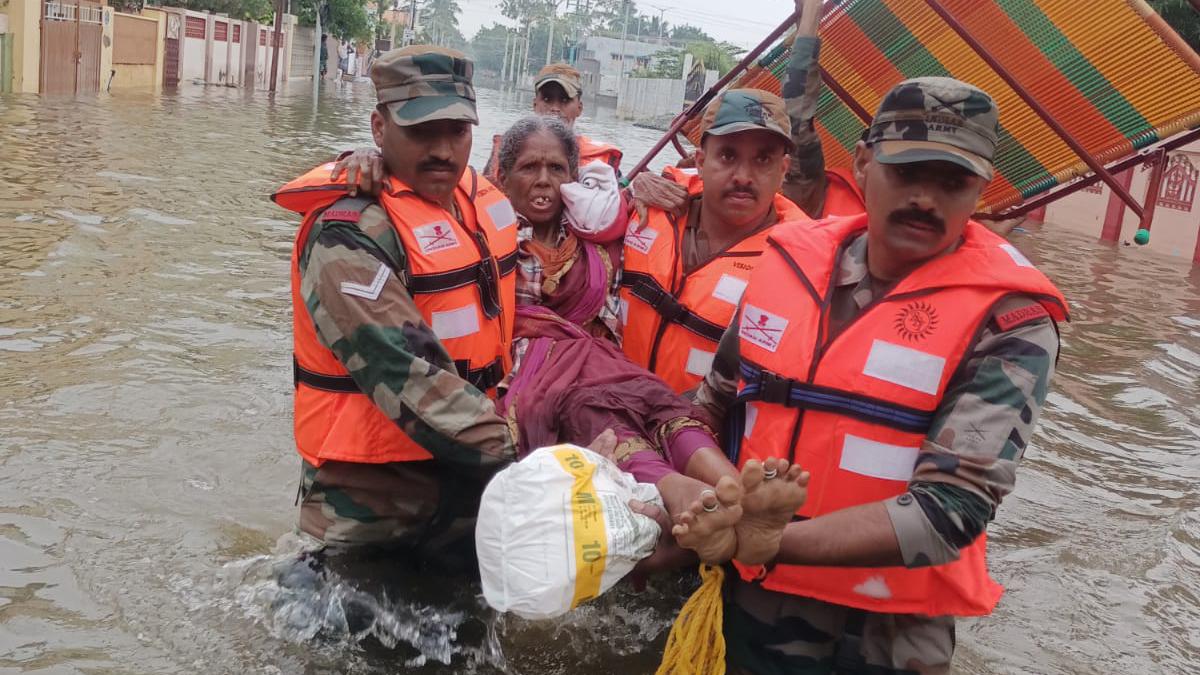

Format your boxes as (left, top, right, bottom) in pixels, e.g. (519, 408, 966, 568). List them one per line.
(414, 221, 460, 254)
(894, 301, 939, 342)
(740, 304, 788, 353)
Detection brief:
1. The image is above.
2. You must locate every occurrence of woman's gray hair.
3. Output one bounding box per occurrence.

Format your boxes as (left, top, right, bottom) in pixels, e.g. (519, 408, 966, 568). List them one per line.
(497, 115, 580, 180)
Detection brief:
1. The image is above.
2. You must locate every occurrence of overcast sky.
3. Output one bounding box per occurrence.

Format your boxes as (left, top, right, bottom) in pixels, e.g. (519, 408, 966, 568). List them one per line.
(454, 0, 794, 51)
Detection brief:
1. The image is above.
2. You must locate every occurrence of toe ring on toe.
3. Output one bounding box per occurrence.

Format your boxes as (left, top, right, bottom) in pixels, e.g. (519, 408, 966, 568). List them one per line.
(763, 468, 779, 480)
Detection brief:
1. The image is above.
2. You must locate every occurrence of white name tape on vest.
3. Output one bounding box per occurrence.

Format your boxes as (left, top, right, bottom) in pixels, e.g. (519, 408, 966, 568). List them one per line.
(740, 305, 788, 353)
(414, 221, 461, 254)
(431, 305, 481, 340)
(487, 199, 517, 231)
(624, 224, 659, 254)
(840, 435, 920, 482)
(712, 274, 748, 306)
(862, 340, 946, 396)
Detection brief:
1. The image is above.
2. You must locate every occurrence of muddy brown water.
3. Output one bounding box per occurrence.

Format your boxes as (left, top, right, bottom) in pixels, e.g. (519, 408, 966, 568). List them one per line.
(1, 82, 1199, 674)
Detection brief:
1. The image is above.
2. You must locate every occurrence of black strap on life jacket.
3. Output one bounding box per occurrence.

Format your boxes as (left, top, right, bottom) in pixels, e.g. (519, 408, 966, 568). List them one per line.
(621, 270, 726, 343)
(293, 356, 360, 393)
(294, 355, 505, 394)
(724, 361, 935, 464)
(455, 356, 506, 392)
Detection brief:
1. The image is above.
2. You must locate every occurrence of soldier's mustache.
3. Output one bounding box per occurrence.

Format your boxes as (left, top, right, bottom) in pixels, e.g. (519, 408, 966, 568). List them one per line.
(418, 159, 457, 172)
(724, 185, 757, 199)
(888, 208, 945, 232)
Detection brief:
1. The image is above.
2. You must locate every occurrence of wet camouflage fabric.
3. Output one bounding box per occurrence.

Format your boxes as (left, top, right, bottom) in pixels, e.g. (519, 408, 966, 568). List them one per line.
(297, 459, 484, 572)
(781, 36, 829, 218)
(296, 200, 517, 546)
(866, 77, 999, 180)
(701, 88, 794, 148)
(724, 577, 956, 675)
(694, 232, 1059, 669)
(371, 45, 478, 126)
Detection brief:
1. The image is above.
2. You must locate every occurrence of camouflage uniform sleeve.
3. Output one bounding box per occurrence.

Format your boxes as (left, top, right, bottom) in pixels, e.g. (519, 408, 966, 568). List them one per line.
(781, 36, 829, 218)
(886, 294, 1060, 567)
(298, 204, 517, 475)
(691, 307, 742, 427)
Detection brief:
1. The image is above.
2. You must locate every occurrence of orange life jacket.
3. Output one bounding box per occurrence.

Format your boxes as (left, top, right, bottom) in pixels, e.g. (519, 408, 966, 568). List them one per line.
(727, 214, 1067, 616)
(274, 162, 519, 466)
(620, 170, 809, 393)
(819, 166, 866, 219)
(577, 134, 623, 175)
(484, 132, 624, 184)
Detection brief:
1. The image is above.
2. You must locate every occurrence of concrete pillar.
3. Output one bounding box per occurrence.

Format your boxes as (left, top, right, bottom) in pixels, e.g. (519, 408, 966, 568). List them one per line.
(204, 13, 214, 83)
(10, 0, 41, 93)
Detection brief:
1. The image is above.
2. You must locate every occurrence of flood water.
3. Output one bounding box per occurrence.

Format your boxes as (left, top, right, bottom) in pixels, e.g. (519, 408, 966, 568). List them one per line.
(1, 81, 1199, 674)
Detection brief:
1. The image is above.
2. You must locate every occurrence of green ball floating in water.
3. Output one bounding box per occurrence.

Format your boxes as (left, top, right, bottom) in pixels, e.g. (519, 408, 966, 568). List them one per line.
(1134, 229, 1150, 245)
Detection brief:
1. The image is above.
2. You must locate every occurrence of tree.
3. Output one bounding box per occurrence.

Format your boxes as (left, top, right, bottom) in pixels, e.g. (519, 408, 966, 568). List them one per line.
(469, 23, 513, 74)
(420, 0, 466, 48)
(292, 0, 376, 42)
(1150, 0, 1200, 52)
(670, 24, 712, 43)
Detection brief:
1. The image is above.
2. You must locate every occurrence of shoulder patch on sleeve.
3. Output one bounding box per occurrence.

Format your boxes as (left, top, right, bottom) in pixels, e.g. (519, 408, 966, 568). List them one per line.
(322, 208, 361, 223)
(995, 303, 1050, 332)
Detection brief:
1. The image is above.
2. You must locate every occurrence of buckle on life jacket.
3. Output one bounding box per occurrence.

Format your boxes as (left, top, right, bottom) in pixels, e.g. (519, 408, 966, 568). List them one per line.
(756, 369, 796, 406)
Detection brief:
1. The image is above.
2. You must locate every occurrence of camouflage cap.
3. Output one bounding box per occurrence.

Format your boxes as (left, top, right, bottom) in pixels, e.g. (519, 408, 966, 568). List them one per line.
(535, 63, 582, 99)
(370, 45, 478, 126)
(866, 76, 999, 180)
(700, 88, 793, 149)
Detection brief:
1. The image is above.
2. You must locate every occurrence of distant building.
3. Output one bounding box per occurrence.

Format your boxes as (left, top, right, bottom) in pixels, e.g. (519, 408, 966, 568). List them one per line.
(579, 35, 667, 96)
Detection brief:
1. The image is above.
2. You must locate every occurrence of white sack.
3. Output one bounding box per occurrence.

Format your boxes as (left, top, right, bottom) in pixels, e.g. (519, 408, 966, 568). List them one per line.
(476, 444, 663, 620)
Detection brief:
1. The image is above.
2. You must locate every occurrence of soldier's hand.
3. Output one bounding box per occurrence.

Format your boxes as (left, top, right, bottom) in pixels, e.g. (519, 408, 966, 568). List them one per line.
(331, 147, 386, 197)
(627, 498, 695, 589)
(796, 0, 822, 35)
(631, 172, 688, 226)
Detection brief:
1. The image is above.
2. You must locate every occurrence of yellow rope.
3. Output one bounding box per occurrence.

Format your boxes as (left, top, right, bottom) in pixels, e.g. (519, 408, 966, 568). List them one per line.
(655, 564, 726, 675)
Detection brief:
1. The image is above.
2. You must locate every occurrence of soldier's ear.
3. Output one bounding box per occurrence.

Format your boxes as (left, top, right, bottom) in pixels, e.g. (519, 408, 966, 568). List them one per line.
(370, 108, 387, 148)
(852, 140, 872, 190)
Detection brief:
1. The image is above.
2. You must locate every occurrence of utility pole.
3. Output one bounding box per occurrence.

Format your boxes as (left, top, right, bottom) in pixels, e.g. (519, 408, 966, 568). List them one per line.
(312, 1, 322, 97)
(545, 1, 555, 67)
(406, 0, 418, 45)
(617, 0, 630, 86)
(502, 28, 511, 83)
(269, 0, 284, 92)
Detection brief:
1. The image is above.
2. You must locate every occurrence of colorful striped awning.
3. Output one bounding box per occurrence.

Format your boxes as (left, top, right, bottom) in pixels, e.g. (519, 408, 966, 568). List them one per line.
(680, 0, 1200, 213)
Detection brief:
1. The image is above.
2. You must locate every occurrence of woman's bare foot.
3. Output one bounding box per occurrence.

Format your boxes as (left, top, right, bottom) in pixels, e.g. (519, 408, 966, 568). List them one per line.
(733, 458, 810, 565)
(670, 475, 744, 564)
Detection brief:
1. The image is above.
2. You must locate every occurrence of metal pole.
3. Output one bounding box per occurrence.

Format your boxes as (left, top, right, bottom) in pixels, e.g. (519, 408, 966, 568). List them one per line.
(312, 3, 321, 95)
(545, 1, 555, 67)
(1138, 147, 1169, 236)
(627, 9, 798, 180)
(269, 0, 283, 92)
(74, 0, 81, 95)
(502, 28, 511, 83)
(617, 0, 630, 86)
(922, 0, 1144, 218)
(1099, 168, 1134, 242)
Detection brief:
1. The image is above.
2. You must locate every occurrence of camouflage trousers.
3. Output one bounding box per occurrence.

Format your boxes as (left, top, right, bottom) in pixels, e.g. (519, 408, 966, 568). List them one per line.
(724, 576, 955, 675)
(296, 459, 485, 573)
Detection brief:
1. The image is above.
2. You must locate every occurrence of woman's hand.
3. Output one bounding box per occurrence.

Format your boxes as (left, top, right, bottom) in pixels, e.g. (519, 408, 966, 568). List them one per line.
(630, 172, 689, 224)
(331, 148, 386, 196)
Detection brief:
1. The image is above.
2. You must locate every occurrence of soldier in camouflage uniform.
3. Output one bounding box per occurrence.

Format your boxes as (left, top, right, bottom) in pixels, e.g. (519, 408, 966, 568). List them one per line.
(291, 46, 518, 571)
(690, 77, 1065, 673)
